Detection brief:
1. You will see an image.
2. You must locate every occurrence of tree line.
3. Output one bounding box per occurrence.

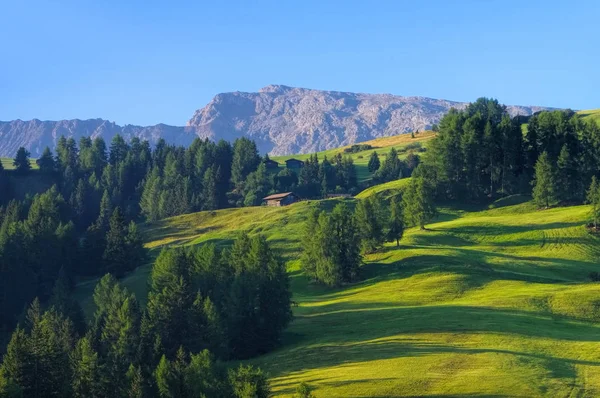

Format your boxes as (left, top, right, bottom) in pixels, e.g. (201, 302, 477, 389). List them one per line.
(301, 174, 436, 287)
(424, 98, 600, 207)
(0, 233, 292, 397)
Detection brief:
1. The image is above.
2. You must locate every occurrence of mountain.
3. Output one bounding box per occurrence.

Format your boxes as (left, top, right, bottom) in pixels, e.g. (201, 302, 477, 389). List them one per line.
(0, 119, 197, 158)
(0, 85, 554, 157)
(188, 85, 552, 155)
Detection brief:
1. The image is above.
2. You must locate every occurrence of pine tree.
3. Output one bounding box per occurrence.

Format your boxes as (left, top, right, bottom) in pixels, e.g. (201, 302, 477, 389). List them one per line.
(387, 196, 405, 246)
(0, 327, 32, 395)
(231, 138, 260, 190)
(126, 364, 146, 398)
(13, 147, 31, 175)
(587, 176, 600, 230)
(70, 337, 103, 398)
(403, 169, 437, 229)
(355, 196, 385, 253)
(103, 207, 130, 277)
(532, 151, 557, 209)
(37, 147, 56, 174)
(368, 151, 380, 173)
(154, 355, 175, 398)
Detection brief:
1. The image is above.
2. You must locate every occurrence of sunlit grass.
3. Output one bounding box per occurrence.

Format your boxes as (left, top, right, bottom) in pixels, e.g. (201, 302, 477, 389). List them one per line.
(272, 131, 436, 183)
(73, 189, 600, 397)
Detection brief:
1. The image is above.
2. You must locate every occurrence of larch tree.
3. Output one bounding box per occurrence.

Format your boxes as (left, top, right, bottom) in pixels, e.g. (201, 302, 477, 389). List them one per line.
(532, 151, 558, 209)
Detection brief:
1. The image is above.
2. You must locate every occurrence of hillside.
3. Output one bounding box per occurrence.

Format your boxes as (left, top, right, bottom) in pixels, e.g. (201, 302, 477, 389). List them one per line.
(73, 194, 600, 397)
(0, 86, 553, 158)
(580, 109, 600, 125)
(272, 130, 436, 182)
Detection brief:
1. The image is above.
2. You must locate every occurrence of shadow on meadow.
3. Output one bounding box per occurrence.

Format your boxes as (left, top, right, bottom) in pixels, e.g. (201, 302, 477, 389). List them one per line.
(261, 304, 600, 383)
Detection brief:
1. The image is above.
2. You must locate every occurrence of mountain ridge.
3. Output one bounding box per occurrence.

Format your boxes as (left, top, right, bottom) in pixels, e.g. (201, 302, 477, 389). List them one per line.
(0, 85, 556, 157)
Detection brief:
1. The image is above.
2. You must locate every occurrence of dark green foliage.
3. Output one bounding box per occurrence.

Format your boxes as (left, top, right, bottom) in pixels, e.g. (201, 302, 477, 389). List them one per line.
(13, 148, 31, 175)
(532, 152, 558, 209)
(231, 137, 261, 190)
(387, 196, 405, 246)
(301, 203, 362, 286)
(36, 147, 55, 175)
(587, 177, 600, 229)
(355, 196, 386, 253)
(344, 144, 373, 153)
(403, 166, 438, 229)
(229, 365, 271, 398)
(368, 151, 381, 172)
(374, 148, 404, 182)
(103, 207, 141, 277)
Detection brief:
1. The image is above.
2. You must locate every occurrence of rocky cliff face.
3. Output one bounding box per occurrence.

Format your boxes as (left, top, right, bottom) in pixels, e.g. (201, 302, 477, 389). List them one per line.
(0, 85, 553, 157)
(0, 119, 196, 158)
(188, 85, 552, 155)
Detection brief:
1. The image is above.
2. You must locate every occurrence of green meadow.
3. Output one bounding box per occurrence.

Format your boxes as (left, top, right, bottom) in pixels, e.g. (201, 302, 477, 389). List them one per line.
(272, 131, 435, 182)
(73, 192, 600, 397)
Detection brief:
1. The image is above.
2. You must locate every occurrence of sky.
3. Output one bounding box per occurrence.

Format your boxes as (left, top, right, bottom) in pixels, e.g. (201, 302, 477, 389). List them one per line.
(1, 0, 599, 126)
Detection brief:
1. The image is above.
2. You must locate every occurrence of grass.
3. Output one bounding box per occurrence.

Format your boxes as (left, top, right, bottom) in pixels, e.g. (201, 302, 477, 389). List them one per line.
(354, 178, 411, 200)
(73, 194, 600, 397)
(0, 157, 38, 170)
(272, 131, 436, 183)
(579, 109, 600, 125)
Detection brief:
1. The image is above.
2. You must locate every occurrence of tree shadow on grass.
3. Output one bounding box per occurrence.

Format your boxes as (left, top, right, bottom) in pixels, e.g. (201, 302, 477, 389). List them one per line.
(261, 305, 600, 383)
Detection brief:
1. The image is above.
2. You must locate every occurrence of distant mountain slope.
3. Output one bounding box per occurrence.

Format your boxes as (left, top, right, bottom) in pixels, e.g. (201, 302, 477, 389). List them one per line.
(0, 85, 556, 157)
(188, 85, 553, 155)
(0, 119, 196, 158)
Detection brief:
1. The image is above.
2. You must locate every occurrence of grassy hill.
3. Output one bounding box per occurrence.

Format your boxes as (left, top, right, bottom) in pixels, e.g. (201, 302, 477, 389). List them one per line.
(272, 131, 436, 182)
(579, 109, 600, 125)
(72, 193, 600, 397)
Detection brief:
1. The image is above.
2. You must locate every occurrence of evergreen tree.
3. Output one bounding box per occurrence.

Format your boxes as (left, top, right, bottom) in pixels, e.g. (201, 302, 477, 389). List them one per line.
(557, 144, 581, 203)
(70, 337, 103, 398)
(0, 327, 32, 395)
(532, 151, 558, 209)
(228, 365, 271, 398)
(37, 147, 56, 175)
(403, 168, 437, 229)
(355, 196, 385, 253)
(231, 138, 260, 190)
(103, 207, 130, 276)
(368, 151, 380, 172)
(387, 196, 405, 246)
(587, 176, 600, 230)
(126, 364, 146, 398)
(13, 147, 31, 175)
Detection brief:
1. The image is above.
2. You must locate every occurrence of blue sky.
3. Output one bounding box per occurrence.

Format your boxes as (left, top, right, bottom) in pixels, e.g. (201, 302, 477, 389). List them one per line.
(2, 0, 598, 126)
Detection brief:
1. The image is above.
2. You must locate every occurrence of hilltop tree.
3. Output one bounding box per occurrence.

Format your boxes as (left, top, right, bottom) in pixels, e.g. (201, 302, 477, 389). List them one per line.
(387, 196, 405, 246)
(13, 147, 31, 175)
(532, 151, 558, 209)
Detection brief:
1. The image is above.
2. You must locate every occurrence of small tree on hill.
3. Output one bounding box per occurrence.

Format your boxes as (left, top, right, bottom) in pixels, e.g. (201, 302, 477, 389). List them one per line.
(587, 176, 600, 229)
(13, 147, 31, 175)
(368, 151, 380, 173)
(387, 196, 405, 246)
(403, 168, 437, 229)
(532, 151, 557, 209)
